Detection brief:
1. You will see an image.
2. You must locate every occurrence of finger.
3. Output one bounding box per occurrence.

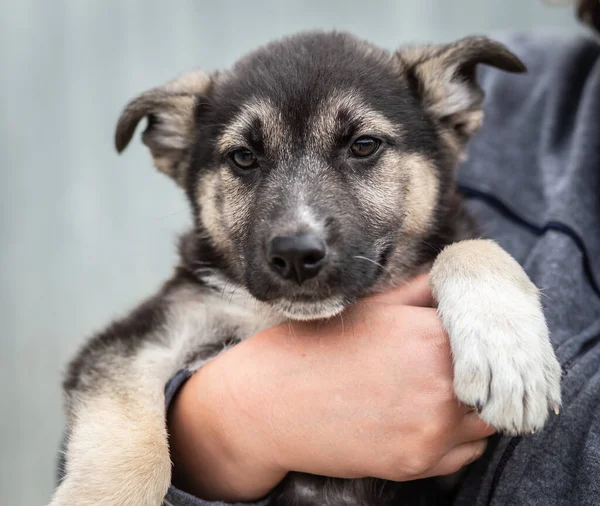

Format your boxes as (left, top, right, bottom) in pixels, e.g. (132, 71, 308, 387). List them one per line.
(372, 274, 435, 307)
(415, 439, 488, 479)
(454, 412, 496, 446)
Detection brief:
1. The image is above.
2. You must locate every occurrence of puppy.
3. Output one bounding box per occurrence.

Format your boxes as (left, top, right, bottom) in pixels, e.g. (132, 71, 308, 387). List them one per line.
(50, 32, 562, 506)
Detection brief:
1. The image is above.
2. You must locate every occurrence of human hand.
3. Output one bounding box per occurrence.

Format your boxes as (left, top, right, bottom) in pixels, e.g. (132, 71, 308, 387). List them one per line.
(168, 275, 494, 502)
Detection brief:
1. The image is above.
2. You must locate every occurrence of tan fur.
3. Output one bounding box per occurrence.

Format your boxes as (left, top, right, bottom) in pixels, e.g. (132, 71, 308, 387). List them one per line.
(220, 169, 255, 239)
(197, 171, 231, 249)
(372, 166, 439, 288)
(352, 150, 439, 277)
(432, 239, 541, 297)
(51, 362, 172, 506)
(414, 57, 478, 118)
(142, 95, 197, 182)
(162, 70, 211, 94)
(115, 71, 211, 185)
(310, 90, 401, 151)
(196, 168, 256, 277)
(349, 149, 404, 228)
(401, 153, 440, 236)
(398, 37, 525, 152)
(217, 98, 290, 155)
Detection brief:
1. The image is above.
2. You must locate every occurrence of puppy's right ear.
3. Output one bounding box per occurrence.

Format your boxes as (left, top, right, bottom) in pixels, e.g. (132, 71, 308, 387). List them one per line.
(115, 71, 211, 186)
(398, 37, 525, 145)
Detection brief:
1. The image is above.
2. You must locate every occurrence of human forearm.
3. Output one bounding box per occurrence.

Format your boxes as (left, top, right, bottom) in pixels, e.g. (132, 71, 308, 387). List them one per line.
(168, 334, 287, 502)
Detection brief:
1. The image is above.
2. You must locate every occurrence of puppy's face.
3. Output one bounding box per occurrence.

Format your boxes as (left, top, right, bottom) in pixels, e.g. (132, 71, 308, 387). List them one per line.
(116, 32, 525, 319)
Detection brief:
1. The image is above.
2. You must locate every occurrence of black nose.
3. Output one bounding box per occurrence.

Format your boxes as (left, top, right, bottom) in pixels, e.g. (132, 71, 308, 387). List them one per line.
(266, 233, 327, 285)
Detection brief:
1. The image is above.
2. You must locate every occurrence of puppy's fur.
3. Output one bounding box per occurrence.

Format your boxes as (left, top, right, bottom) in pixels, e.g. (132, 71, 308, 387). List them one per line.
(50, 32, 562, 506)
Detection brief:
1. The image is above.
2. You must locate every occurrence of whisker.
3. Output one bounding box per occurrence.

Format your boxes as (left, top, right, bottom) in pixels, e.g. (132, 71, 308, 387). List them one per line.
(220, 280, 230, 300)
(421, 240, 444, 255)
(537, 286, 550, 301)
(347, 310, 357, 341)
(356, 298, 373, 315)
(353, 255, 392, 278)
(287, 319, 298, 341)
(228, 285, 240, 305)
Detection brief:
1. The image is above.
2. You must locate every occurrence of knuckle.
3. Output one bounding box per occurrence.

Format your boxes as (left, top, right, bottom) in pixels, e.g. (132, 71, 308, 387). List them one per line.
(419, 419, 447, 445)
(382, 449, 437, 481)
(400, 451, 437, 478)
(407, 454, 436, 477)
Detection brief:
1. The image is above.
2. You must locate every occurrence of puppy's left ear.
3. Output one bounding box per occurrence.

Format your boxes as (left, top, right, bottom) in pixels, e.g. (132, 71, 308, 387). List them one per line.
(398, 36, 526, 143)
(115, 71, 212, 186)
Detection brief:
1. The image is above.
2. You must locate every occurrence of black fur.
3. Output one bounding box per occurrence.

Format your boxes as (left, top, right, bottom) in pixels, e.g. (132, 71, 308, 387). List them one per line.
(62, 266, 201, 401)
(183, 33, 461, 311)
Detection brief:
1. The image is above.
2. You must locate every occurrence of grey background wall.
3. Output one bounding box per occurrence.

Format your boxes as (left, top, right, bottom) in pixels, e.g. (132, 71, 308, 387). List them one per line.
(0, 1, 577, 504)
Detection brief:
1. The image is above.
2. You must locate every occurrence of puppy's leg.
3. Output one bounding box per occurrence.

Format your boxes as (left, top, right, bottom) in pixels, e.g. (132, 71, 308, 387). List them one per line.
(430, 239, 562, 434)
(49, 348, 172, 506)
(48, 280, 271, 506)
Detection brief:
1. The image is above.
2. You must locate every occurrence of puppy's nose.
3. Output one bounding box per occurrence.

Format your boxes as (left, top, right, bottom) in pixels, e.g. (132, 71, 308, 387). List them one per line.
(266, 233, 327, 285)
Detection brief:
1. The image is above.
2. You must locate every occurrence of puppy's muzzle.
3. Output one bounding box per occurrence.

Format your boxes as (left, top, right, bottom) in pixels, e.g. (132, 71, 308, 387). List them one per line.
(266, 233, 327, 285)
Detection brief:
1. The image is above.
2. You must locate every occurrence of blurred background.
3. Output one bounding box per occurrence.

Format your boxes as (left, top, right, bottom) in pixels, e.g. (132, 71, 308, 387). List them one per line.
(0, 0, 578, 504)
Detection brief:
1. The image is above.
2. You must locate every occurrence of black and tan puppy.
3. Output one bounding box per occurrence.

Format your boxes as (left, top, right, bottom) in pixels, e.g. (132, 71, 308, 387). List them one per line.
(50, 32, 562, 506)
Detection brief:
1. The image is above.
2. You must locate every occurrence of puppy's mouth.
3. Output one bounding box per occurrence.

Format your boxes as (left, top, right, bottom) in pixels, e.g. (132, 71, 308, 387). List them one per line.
(268, 245, 395, 321)
(271, 295, 348, 321)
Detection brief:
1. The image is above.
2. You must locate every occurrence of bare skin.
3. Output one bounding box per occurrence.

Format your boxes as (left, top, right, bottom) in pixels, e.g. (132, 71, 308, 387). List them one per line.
(168, 275, 495, 502)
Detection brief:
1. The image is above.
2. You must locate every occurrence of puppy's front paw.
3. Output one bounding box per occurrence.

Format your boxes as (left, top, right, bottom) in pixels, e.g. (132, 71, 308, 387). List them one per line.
(431, 240, 562, 435)
(451, 311, 562, 434)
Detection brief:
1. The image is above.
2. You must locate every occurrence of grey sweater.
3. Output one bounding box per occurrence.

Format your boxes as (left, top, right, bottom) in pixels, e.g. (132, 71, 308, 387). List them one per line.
(162, 30, 600, 506)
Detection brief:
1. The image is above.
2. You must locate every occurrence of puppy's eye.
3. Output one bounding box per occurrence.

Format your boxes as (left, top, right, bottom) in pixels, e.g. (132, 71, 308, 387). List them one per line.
(230, 148, 258, 170)
(350, 136, 381, 157)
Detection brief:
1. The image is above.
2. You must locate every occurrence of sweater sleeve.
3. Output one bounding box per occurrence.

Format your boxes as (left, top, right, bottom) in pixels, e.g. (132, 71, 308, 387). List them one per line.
(163, 370, 272, 506)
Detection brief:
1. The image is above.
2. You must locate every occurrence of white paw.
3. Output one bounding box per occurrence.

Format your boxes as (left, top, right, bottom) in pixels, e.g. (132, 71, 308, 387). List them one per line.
(451, 312, 562, 434)
(431, 240, 562, 435)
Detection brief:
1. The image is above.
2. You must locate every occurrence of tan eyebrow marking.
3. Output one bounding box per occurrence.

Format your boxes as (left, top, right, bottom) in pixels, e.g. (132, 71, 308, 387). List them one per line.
(217, 98, 289, 153)
(310, 90, 402, 149)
